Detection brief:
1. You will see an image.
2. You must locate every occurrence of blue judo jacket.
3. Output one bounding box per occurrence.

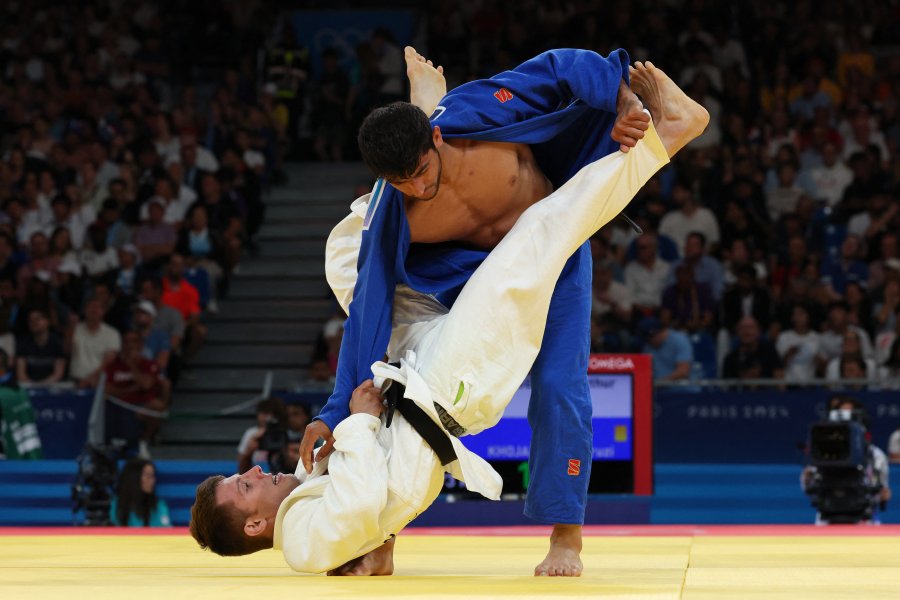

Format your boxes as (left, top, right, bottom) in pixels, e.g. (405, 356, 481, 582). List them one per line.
(316, 48, 630, 431)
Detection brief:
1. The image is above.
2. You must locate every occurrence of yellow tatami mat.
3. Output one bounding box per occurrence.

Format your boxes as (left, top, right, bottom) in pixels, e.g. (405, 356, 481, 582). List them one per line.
(2, 530, 900, 599)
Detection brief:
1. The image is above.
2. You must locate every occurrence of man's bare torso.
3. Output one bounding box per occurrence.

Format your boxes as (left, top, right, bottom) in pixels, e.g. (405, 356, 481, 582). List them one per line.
(405, 140, 553, 250)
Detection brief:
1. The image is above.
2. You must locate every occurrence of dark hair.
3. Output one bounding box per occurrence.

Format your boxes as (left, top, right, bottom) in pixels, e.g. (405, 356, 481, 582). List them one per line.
(116, 458, 158, 527)
(358, 101, 435, 181)
(256, 397, 287, 421)
(190, 475, 272, 556)
(686, 231, 707, 248)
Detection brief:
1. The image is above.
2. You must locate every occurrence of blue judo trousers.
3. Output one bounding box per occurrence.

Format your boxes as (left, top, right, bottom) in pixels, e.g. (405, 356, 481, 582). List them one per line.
(316, 48, 630, 524)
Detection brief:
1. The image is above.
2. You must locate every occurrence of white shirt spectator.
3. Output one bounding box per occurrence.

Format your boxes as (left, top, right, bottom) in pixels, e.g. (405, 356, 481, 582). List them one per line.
(79, 247, 120, 277)
(809, 160, 853, 207)
(139, 194, 193, 224)
(819, 325, 874, 361)
(847, 211, 873, 239)
(69, 322, 122, 380)
(195, 145, 220, 173)
(776, 329, 822, 382)
(766, 184, 805, 221)
(825, 356, 877, 382)
(592, 280, 633, 318)
(658, 208, 721, 255)
(624, 258, 671, 308)
(243, 148, 266, 170)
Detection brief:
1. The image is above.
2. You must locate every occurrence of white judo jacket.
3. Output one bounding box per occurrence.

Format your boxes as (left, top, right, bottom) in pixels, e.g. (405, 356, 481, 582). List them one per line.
(272, 196, 502, 573)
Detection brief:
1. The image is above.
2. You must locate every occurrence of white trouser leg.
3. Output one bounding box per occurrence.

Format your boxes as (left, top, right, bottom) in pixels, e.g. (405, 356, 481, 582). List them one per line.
(412, 121, 670, 433)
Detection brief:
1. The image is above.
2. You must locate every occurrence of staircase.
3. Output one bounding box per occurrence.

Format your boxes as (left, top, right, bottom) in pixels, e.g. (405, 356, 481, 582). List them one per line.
(155, 162, 372, 460)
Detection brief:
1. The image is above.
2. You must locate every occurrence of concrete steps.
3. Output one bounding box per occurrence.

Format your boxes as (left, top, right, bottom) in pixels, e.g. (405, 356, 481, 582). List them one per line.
(162, 162, 367, 457)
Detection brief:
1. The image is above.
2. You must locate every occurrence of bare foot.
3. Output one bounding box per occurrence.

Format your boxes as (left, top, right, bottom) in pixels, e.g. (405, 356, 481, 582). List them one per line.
(405, 46, 447, 116)
(628, 61, 709, 157)
(327, 538, 395, 576)
(534, 524, 583, 577)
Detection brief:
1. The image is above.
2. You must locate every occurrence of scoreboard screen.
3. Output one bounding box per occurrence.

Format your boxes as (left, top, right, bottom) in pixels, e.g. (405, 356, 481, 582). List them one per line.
(443, 354, 653, 497)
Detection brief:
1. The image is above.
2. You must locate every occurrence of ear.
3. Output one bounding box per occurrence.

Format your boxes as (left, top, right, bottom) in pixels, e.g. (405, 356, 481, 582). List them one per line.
(244, 516, 268, 537)
(432, 125, 443, 148)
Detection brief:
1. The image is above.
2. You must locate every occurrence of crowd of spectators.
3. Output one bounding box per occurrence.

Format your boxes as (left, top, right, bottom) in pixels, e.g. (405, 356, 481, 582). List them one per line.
(0, 1, 293, 454)
(6, 1, 899, 404)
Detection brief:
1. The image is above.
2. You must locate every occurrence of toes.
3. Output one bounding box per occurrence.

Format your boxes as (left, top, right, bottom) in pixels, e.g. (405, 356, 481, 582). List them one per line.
(534, 566, 549, 576)
(437, 65, 444, 74)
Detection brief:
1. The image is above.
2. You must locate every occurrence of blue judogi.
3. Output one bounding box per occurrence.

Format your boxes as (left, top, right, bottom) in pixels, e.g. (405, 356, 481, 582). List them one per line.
(317, 48, 630, 524)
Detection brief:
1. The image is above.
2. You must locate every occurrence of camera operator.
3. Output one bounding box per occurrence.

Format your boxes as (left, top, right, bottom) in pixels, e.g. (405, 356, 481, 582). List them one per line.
(237, 398, 313, 474)
(236, 397, 287, 473)
(801, 396, 891, 524)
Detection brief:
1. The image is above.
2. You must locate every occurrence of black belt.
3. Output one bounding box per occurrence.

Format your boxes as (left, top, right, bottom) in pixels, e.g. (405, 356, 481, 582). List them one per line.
(383, 380, 458, 466)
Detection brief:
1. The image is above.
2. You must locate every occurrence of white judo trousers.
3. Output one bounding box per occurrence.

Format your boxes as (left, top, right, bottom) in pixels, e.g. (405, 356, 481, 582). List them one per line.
(328, 119, 669, 494)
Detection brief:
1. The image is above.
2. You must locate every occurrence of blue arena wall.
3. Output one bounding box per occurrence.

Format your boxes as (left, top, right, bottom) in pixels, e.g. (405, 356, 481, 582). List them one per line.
(2, 460, 898, 527)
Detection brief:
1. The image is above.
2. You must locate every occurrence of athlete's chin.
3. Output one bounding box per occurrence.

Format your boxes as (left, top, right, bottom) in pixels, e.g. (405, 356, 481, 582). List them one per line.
(421, 186, 439, 201)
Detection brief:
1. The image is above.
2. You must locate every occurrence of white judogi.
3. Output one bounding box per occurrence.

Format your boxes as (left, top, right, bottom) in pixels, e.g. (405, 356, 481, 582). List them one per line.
(273, 121, 670, 573)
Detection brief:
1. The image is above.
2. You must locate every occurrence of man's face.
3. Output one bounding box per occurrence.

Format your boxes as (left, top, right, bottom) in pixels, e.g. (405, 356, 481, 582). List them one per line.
(216, 466, 301, 534)
(737, 319, 759, 345)
(389, 147, 442, 201)
(28, 312, 49, 335)
(685, 235, 703, 260)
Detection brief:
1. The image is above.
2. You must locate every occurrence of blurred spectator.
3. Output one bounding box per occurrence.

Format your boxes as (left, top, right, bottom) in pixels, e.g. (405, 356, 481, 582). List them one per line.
(161, 254, 206, 358)
(766, 162, 806, 222)
(723, 316, 784, 380)
(666, 232, 724, 302)
(79, 223, 119, 279)
(844, 281, 874, 335)
(176, 204, 225, 308)
(111, 458, 171, 527)
(771, 235, 812, 300)
(196, 172, 242, 270)
(722, 265, 772, 334)
(624, 234, 670, 317)
(847, 192, 898, 245)
(874, 280, 900, 337)
(868, 234, 900, 294)
(69, 298, 121, 388)
(658, 181, 720, 255)
(591, 260, 632, 337)
(264, 22, 309, 142)
(776, 304, 822, 383)
(15, 310, 65, 385)
(286, 402, 311, 435)
(819, 301, 874, 363)
(809, 142, 854, 208)
(237, 397, 288, 474)
(370, 27, 405, 105)
(113, 244, 141, 297)
(104, 330, 165, 458)
(132, 300, 170, 374)
(312, 48, 350, 162)
(639, 316, 693, 382)
(133, 198, 177, 269)
(312, 307, 346, 377)
(660, 264, 714, 334)
(825, 328, 877, 383)
(138, 277, 185, 363)
(822, 234, 869, 299)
